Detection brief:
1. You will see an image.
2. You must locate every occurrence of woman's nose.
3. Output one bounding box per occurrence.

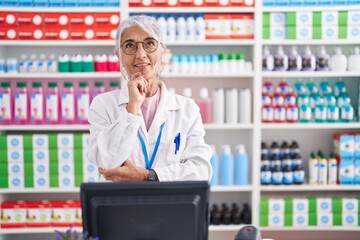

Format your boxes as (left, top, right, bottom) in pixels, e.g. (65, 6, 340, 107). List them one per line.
(135, 43, 147, 58)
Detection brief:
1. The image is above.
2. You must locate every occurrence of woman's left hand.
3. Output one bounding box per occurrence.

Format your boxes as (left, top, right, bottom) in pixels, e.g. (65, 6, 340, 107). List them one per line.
(98, 160, 148, 182)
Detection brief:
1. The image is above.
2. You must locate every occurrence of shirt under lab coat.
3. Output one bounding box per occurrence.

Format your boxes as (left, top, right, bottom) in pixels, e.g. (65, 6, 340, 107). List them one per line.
(88, 81, 212, 181)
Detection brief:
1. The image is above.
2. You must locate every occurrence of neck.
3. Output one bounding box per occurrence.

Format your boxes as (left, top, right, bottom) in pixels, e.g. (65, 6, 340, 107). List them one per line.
(145, 80, 159, 97)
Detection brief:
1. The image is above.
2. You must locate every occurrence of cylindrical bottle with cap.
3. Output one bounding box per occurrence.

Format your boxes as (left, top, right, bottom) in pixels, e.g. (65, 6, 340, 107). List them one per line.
(182, 87, 192, 99)
(109, 81, 119, 91)
(186, 13, 196, 41)
(330, 47, 347, 72)
(30, 82, 45, 124)
(196, 88, 212, 124)
(28, 54, 38, 73)
(47, 54, 58, 72)
(228, 53, 237, 73)
(82, 54, 94, 72)
(220, 145, 234, 186)
(37, 54, 47, 72)
(92, 82, 105, 102)
(309, 152, 319, 184)
(317, 151, 328, 185)
(262, 46, 274, 71)
(348, 47, 360, 71)
(236, 52, 245, 73)
(328, 152, 337, 185)
(58, 54, 70, 72)
(288, 46, 302, 71)
(167, 14, 177, 42)
(225, 88, 238, 124)
(274, 46, 288, 71)
(238, 88, 251, 124)
(261, 153, 272, 185)
(157, 14, 168, 42)
(212, 88, 224, 124)
(316, 46, 330, 71)
(0, 82, 13, 124)
(195, 13, 206, 41)
(176, 14, 187, 41)
(293, 153, 305, 184)
(61, 82, 75, 124)
(70, 54, 83, 72)
(108, 54, 119, 72)
(77, 82, 90, 124)
(219, 53, 228, 73)
(234, 144, 248, 185)
(14, 82, 29, 124)
(18, 54, 28, 73)
(210, 145, 219, 186)
(302, 46, 316, 71)
(94, 54, 108, 72)
(45, 82, 60, 124)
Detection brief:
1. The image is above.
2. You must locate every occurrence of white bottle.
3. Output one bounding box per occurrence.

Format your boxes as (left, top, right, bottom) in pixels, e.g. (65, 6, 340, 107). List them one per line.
(176, 14, 187, 41)
(157, 14, 167, 42)
(182, 88, 192, 99)
(28, 54, 38, 72)
(47, 54, 58, 72)
(316, 46, 330, 71)
(288, 46, 302, 71)
(348, 47, 360, 72)
(212, 88, 225, 124)
(302, 46, 316, 71)
(171, 55, 180, 73)
(262, 46, 274, 71)
(196, 88, 212, 124)
(225, 88, 238, 124)
(330, 47, 347, 72)
(167, 14, 176, 42)
(239, 88, 251, 124)
(18, 54, 28, 73)
(274, 46, 288, 71)
(37, 54, 48, 72)
(195, 14, 206, 41)
(186, 14, 196, 41)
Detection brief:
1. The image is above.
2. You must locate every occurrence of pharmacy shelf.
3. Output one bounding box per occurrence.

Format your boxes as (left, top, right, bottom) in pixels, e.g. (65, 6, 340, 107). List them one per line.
(0, 72, 120, 79)
(209, 225, 244, 231)
(0, 125, 90, 131)
(261, 71, 360, 78)
(0, 188, 80, 194)
(261, 185, 360, 192)
(0, 40, 114, 46)
(204, 123, 254, 130)
(262, 39, 360, 46)
(1, 7, 121, 12)
(260, 226, 360, 231)
(165, 40, 255, 46)
(0, 227, 82, 235)
(129, 7, 255, 13)
(262, 5, 360, 12)
(211, 185, 253, 192)
(165, 73, 254, 78)
(261, 122, 360, 130)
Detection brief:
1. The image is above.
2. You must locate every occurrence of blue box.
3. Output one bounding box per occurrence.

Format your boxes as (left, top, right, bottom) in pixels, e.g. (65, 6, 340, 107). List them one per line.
(33, 0, 47, 6)
(92, 0, 107, 6)
(78, 0, 91, 6)
(48, 0, 62, 6)
(107, 0, 118, 6)
(63, 0, 77, 6)
(18, 0, 33, 6)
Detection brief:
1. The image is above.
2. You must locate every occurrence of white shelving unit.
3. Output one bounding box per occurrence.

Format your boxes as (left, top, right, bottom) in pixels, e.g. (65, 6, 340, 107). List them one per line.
(0, 1, 360, 240)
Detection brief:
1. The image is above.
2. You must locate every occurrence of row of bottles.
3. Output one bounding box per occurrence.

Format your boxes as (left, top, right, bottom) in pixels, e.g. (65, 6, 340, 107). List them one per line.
(263, 46, 360, 72)
(129, 0, 254, 7)
(209, 203, 251, 225)
(210, 144, 249, 186)
(0, 53, 119, 73)
(308, 151, 338, 185)
(1, 0, 120, 7)
(261, 139, 305, 185)
(0, 80, 118, 125)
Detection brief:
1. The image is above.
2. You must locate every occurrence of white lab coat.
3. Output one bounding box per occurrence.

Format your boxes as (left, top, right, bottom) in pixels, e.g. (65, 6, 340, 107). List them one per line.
(88, 81, 212, 181)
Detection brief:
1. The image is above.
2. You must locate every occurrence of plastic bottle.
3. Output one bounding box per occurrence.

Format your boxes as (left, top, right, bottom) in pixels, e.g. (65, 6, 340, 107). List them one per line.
(0, 82, 13, 124)
(70, 54, 83, 72)
(228, 53, 237, 74)
(330, 47, 347, 72)
(282, 154, 294, 185)
(328, 152, 337, 185)
(182, 87, 192, 99)
(157, 14, 168, 42)
(316, 46, 330, 71)
(37, 54, 47, 72)
(212, 88, 225, 124)
(219, 53, 229, 73)
(334, 79, 346, 97)
(288, 46, 302, 71)
(261, 139, 269, 156)
(262, 46, 274, 71)
(0, 59, 4, 73)
(77, 82, 90, 124)
(293, 153, 305, 184)
(260, 153, 272, 185)
(309, 152, 318, 184)
(196, 88, 212, 124)
(61, 82, 75, 124)
(58, 54, 70, 72)
(92, 82, 105, 102)
(340, 104, 354, 122)
(14, 82, 29, 124)
(195, 14, 206, 41)
(176, 14, 187, 41)
(327, 104, 339, 122)
(47, 54, 58, 72)
(225, 88, 238, 124)
(167, 14, 177, 42)
(238, 88, 251, 124)
(314, 103, 327, 122)
(317, 151, 327, 185)
(210, 54, 220, 73)
(28, 54, 38, 73)
(302, 46, 316, 71)
(220, 145, 234, 186)
(94, 54, 107, 72)
(236, 52, 245, 73)
(18, 54, 28, 73)
(186, 13, 196, 41)
(179, 55, 189, 73)
(210, 145, 219, 186)
(289, 139, 300, 158)
(271, 155, 283, 185)
(109, 81, 119, 91)
(241, 203, 252, 224)
(45, 82, 60, 124)
(348, 47, 360, 71)
(234, 144, 248, 185)
(82, 54, 94, 72)
(274, 46, 288, 71)
(30, 82, 44, 124)
(270, 139, 280, 158)
(298, 104, 312, 122)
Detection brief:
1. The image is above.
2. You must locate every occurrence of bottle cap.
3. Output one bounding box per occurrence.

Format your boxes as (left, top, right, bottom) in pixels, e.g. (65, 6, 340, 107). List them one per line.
(17, 82, 26, 88)
(182, 88, 192, 98)
(236, 53, 244, 60)
(304, 46, 312, 55)
(32, 82, 42, 88)
(1, 82, 10, 88)
(64, 82, 73, 88)
(199, 88, 209, 98)
(221, 145, 231, 154)
(108, 54, 118, 62)
(79, 82, 88, 88)
(48, 82, 57, 88)
(334, 47, 342, 55)
(95, 82, 104, 87)
(236, 144, 246, 153)
(290, 46, 298, 55)
(218, 53, 227, 60)
(110, 81, 119, 88)
(228, 53, 236, 60)
(277, 46, 285, 55)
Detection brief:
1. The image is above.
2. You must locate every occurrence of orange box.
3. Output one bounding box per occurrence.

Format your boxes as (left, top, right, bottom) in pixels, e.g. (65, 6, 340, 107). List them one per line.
(230, 0, 254, 6)
(152, 0, 169, 7)
(69, 26, 96, 40)
(17, 26, 43, 40)
(95, 25, 117, 40)
(0, 27, 17, 40)
(204, 0, 220, 6)
(0, 12, 17, 27)
(0, 201, 27, 228)
(43, 27, 70, 40)
(17, 12, 43, 27)
(129, 0, 143, 7)
(26, 201, 51, 227)
(230, 14, 254, 39)
(178, 0, 195, 7)
(69, 13, 95, 27)
(51, 200, 77, 227)
(43, 13, 69, 27)
(94, 13, 120, 27)
(204, 14, 231, 39)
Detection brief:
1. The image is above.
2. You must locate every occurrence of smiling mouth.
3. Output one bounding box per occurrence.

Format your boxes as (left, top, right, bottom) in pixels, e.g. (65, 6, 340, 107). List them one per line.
(134, 63, 150, 67)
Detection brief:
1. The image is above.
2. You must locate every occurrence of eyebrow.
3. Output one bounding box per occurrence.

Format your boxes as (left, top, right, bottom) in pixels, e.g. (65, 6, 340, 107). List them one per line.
(122, 36, 156, 44)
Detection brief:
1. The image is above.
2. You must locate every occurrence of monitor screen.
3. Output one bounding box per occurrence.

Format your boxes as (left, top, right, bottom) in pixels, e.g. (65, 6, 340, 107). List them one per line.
(80, 181, 210, 240)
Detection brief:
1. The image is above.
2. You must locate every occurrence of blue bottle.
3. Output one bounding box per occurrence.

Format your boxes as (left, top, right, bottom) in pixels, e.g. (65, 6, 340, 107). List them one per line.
(220, 145, 234, 186)
(234, 144, 249, 186)
(210, 145, 219, 186)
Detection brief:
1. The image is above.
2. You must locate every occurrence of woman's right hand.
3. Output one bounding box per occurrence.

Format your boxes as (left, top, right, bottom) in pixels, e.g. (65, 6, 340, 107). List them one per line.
(126, 72, 148, 115)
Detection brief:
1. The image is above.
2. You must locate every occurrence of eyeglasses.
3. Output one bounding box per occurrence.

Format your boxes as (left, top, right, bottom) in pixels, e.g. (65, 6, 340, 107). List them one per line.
(120, 38, 159, 55)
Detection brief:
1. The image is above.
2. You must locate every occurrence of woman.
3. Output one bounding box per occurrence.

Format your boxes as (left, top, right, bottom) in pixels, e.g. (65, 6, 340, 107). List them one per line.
(88, 15, 212, 182)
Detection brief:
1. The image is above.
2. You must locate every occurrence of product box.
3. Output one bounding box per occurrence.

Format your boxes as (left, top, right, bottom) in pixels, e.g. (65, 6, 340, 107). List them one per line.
(317, 212, 333, 226)
(0, 201, 27, 228)
(82, 133, 90, 149)
(333, 197, 359, 214)
(205, 14, 231, 39)
(95, 26, 117, 40)
(6, 135, 23, 149)
(74, 201, 82, 227)
(230, 14, 254, 39)
(317, 198, 332, 213)
(33, 149, 49, 162)
(293, 213, 309, 226)
(296, 11, 313, 25)
(34, 174, 49, 188)
(26, 201, 51, 227)
(92, 0, 107, 6)
(348, 11, 360, 25)
(0, 12, 17, 26)
(51, 201, 77, 227)
(347, 26, 360, 40)
(17, 12, 43, 27)
(333, 133, 354, 160)
(94, 13, 120, 27)
(57, 134, 74, 148)
(322, 11, 338, 26)
(296, 25, 312, 39)
(33, 134, 49, 149)
(48, 0, 63, 6)
(63, 0, 77, 6)
(8, 162, 23, 176)
(43, 28, 70, 40)
(0, 27, 17, 40)
(34, 162, 49, 176)
(269, 213, 284, 226)
(83, 161, 98, 183)
(322, 26, 338, 39)
(270, 12, 286, 26)
(42, 13, 69, 27)
(8, 149, 24, 163)
(59, 174, 75, 188)
(269, 199, 285, 214)
(293, 198, 309, 214)
(17, 27, 43, 40)
(270, 25, 286, 39)
(8, 175, 24, 189)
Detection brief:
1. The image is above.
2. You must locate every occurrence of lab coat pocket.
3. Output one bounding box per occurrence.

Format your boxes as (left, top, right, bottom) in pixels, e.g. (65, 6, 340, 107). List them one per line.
(167, 132, 184, 163)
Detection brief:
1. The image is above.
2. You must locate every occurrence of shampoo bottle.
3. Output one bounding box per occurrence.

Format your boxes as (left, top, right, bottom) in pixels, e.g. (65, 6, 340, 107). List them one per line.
(348, 47, 360, 72)
(330, 47, 347, 72)
(220, 145, 234, 186)
(234, 144, 248, 185)
(262, 46, 274, 71)
(288, 46, 302, 71)
(302, 46, 316, 71)
(210, 145, 219, 186)
(316, 46, 330, 71)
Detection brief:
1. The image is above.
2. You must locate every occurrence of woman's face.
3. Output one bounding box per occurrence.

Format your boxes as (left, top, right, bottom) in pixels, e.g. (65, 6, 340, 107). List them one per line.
(120, 25, 162, 82)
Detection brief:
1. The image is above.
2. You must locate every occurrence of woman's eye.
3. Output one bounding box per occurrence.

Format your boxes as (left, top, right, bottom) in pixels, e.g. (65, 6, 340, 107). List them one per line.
(125, 42, 135, 49)
(146, 40, 156, 46)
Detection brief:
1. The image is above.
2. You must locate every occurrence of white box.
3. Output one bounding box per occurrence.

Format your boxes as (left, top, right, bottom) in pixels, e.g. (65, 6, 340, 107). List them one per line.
(33, 149, 49, 162)
(322, 26, 338, 39)
(270, 25, 286, 40)
(8, 175, 24, 189)
(34, 175, 49, 188)
(269, 213, 284, 227)
(83, 161, 98, 183)
(293, 213, 308, 226)
(59, 175, 74, 188)
(34, 162, 49, 175)
(342, 198, 358, 213)
(32, 134, 49, 149)
(8, 162, 23, 175)
(322, 11, 338, 26)
(57, 134, 74, 148)
(59, 161, 74, 175)
(7, 149, 24, 163)
(296, 25, 312, 39)
(317, 212, 333, 226)
(296, 11, 312, 25)
(342, 213, 358, 226)
(348, 11, 360, 25)
(82, 133, 90, 149)
(347, 26, 360, 40)
(317, 198, 332, 213)
(7, 135, 23, 149)
(269, 199, 285, 214)
(293, 198, 309, 213)
(58, 149, 74, 162)
(270, 12, 286, 26)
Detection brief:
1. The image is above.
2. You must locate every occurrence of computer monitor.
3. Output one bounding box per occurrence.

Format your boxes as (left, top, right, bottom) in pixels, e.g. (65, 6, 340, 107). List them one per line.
(80, 181, 210, 240)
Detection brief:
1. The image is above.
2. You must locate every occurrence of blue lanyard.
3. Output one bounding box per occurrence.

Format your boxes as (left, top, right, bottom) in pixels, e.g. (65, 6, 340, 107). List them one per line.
(138, 122, 165, 170)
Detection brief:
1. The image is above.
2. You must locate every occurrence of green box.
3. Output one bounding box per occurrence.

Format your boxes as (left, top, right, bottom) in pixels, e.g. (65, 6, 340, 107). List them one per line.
(261, 198, 269, 215)
(332, 197, 342, 214)
(338, 25, 347, 39)
(333, 213, 342, 226)
(260, 214, 269, 227)
(0, 135, 7, 150)
(284, 213, 293, 226)
(263, 26, 270, 40)
(338, 11, 348, 26)
(286, 26, 296, 39)
(313, 12, 322, 26)
(263, 12, 270, 26)
(286, 12, 296, 27)
(309, 213, 317, 226)
(313, 26, 322, 39)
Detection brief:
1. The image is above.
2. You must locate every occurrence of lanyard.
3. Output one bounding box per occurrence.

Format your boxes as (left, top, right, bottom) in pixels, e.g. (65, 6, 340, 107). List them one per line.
(138, 122, 165, 170)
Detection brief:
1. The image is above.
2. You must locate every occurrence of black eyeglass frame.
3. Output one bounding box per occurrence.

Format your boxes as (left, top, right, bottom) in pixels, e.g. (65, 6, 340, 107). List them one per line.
(120, 38, 159, 55)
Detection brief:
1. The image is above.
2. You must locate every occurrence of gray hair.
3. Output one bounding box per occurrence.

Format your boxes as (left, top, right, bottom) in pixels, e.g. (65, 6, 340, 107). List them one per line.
(114, 15, 165, 82)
